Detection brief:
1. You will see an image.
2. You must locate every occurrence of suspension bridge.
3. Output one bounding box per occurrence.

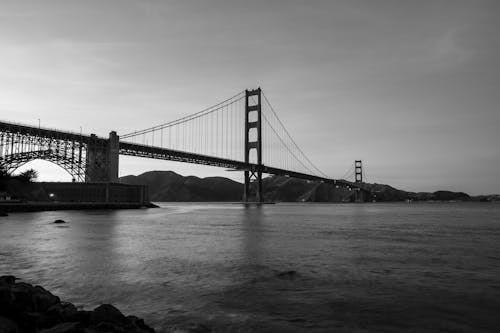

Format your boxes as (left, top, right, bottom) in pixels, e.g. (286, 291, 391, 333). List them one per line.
(0, 88, 360, 202)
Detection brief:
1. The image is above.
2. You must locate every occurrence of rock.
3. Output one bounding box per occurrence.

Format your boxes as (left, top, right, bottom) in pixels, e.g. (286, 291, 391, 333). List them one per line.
(53, 219, 66, 224)
(25, 311, 48, 331)
(32, 286, 60, 312)
(89, 304, 128, 326)
(0, 287, 17, 324)
(39, 322, 84, 333)
(10, 282, 36, 312)
(0, 316, 18, 333)
(126, 316, 156, 333)
(173, 323, 212, 333)
(95, 321, 125, 332)
(0, 278, 156, 333)
(0, 285, 13, 307)
(276, 270, 298, 279)
(7, 282, 60, 313)
(46, 302, 78, 323)
(0, 276, 16, 286)
(72, 311, 91, 326)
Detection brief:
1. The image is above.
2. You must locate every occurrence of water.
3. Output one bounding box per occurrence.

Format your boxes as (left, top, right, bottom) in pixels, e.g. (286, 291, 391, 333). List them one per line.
(1, 202, 500, 332)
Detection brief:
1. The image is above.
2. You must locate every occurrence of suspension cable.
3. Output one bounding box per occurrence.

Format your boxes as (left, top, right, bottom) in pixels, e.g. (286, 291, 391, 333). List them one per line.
(121, 90, 245, 139)
(261, 91, 329, 178)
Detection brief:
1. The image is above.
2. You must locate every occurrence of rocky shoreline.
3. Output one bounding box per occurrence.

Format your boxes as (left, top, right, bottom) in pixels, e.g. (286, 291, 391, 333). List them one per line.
(0, 275, 156, 333)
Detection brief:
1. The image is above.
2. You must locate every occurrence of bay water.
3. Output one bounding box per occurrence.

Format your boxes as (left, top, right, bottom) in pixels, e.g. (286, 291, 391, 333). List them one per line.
(1, 202, 499, 332)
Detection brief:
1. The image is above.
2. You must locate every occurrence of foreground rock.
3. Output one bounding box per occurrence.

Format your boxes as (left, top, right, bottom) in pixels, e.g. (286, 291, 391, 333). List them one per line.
(0, 275, 155, 333)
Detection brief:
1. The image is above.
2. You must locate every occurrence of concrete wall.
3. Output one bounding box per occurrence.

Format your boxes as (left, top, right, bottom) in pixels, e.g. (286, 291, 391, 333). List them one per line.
(39, 182, 148, 204)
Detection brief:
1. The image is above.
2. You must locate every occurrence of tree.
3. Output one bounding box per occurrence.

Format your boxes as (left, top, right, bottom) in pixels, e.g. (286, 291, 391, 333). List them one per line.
(17, 169, 39, 183)
(0, 166, 9, 190)
(0, 166, 8, 180)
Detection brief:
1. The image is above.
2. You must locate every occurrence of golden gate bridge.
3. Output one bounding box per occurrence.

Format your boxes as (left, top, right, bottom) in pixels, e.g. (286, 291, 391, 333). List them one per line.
(0, 88, 360, 202)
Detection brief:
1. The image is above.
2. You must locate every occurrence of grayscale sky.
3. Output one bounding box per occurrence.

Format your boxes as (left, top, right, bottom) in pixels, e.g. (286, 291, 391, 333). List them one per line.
(1, 0, 499, 195)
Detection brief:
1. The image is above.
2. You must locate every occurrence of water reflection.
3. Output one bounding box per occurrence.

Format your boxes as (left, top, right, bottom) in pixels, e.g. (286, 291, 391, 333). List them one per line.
(240, 205, 265, 269)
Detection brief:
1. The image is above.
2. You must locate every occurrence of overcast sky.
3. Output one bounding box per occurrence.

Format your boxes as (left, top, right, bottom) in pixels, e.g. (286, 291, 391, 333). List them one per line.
(1, 0, 499, 194)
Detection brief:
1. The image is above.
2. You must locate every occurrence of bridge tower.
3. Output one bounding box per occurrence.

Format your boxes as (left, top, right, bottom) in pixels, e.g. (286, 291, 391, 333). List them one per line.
(355, 160, 363, 183)
(354, 160, 365, 202)
(243, 88, 263, 203)
(85, 131, 119, 182)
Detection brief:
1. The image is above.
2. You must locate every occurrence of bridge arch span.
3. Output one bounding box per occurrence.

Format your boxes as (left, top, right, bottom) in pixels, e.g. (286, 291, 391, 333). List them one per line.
(0, 150, 86, 182)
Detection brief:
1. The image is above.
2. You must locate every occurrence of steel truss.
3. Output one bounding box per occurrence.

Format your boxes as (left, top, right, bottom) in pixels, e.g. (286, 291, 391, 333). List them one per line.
(0, 123, 87, 181)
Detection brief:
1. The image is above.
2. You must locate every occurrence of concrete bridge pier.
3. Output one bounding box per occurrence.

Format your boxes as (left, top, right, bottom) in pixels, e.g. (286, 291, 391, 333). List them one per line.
(85, 131, 119, 182)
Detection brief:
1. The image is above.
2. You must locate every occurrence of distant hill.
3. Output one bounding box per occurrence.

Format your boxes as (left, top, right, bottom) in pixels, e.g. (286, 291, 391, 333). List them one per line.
(119, 171, 475, 203)
(262, 176, 353, 202)
(120, 171, 242, 201)
(0, 170, 484, 203)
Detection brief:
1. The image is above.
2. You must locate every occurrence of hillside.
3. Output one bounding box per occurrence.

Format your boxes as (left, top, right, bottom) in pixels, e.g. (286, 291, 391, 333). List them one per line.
(119, 171, 474, 203)
(120, 171, 242, 202)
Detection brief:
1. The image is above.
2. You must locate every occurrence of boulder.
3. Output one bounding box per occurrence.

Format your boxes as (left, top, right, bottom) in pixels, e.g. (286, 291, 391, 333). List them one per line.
(0, 286, 13, 305)
(95, 321, 125, 332)
(0, 316, 18, 333)
(32, 286, 60, 312)
(10, 282, 36, 312)
(0, 277, 156, 333)
(46, 302, 78, 323)
(72, 311, 91, 326)
(276, 270, 298, 279)
(0, 287, 18, 325)
(126, 316, 156, 333)
(39, 322, 84, 333)
(24, 311, 48, 331)
(89, 304, 128, 326)
(0, 276, 16, 286)
(53, 220, 66, 224)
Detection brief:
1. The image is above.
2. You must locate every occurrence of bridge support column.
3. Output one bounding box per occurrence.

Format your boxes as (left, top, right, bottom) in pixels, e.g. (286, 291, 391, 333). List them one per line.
(244, 168, 263, 202)
(243, 88, 263, 203)
(354, 188, 365, 203)
(354, 160, 364, 202)
(107, 131, 119, 182)
(85, 131, 119, 182)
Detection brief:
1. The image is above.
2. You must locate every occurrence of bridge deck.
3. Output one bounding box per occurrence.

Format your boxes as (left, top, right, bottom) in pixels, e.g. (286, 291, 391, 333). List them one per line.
(120, 142, 354, 187)
(1, 120, 354, 188)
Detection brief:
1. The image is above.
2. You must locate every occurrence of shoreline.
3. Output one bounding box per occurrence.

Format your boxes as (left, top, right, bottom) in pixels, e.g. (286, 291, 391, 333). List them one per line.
(0, 202, 159, 213)
(0, 275, 156, 332)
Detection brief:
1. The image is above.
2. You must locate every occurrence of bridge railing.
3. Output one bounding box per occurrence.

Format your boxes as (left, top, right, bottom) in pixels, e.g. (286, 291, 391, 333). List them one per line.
(0, 120, 101, 139)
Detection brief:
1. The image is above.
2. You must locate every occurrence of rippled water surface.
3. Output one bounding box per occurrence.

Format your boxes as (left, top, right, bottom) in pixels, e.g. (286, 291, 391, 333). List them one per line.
(1, 202, 500, 332)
